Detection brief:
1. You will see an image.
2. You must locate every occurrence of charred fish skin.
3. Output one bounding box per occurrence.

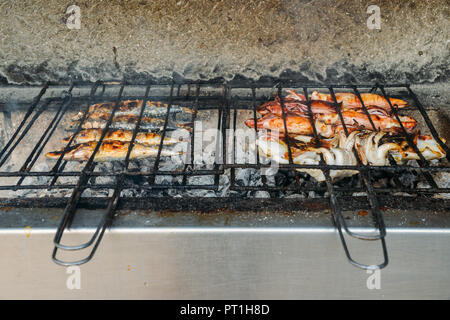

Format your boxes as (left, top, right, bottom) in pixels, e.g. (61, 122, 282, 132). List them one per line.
(255, 92, 417, 134)
(62, 129, 181, 146)
(67, 114, 191, 132)
(68, 121, 186, 132)
(286, 89, 409, 111)
(71, 100, 192, 121)
(245, 113, 336, 138)
(46, 141, 183, 162)
(310, 90, 409, 111)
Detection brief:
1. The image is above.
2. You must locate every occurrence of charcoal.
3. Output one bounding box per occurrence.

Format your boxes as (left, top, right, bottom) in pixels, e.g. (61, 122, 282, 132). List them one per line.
(155, 175, 173, 185)
(188, 175, 214, 186)
(1, 84, 448, 207)
(253, 191, 270, 198)
(429, 171, 450, 199)
(284, 193, 306, 199)
(373, 178, 389, 188)
(274, 172, 287, 186)
(166, 188, 182, 197)
(308, 191, 317, 198)
(398, 171, 419, 189)
(392, 192, 414, 197)
(81, 188, 109, 198)
(264, 174, 276, 186)
(95, 175, 115, 185)
(186, 189, 216, 197)
(235, 168, 263, 187)
(217, 174, 230, 197)
(121, 189, 144, 197)
(159, 158, 185, 171)
(203, 191, 218, 197)
(235, 168, 250, 186)
(95, 162, 115, 172)
(21, 162, 51, 186)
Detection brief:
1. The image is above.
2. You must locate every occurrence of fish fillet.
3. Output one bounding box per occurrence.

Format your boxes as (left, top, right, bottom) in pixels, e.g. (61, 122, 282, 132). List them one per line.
(46, 141, 182, 162)
(71, 99, 193, 121)
(68, 113, 191, 131)
(62, 129, 180, 146)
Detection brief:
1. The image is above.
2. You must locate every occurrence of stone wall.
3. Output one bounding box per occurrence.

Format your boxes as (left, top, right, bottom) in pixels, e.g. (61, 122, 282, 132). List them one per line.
(0, 0, 449, 84)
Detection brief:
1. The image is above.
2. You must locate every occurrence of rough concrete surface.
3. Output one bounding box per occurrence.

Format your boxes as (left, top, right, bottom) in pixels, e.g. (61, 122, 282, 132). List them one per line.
(0, 0, 449, 84)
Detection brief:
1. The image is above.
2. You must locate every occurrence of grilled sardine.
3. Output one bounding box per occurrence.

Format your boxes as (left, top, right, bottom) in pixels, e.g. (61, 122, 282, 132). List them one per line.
(46, 141, 182, 162)
(68, 113, 191, 131)
(62, 129, 181, 146)
(71, 99, 193, 121)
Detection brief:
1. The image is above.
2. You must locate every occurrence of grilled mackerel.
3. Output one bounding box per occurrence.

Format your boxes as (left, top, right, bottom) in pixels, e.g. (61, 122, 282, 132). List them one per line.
(71, 99, 193, 121)
(62, 129, 181, 146)
(46, 141, 182, 162)
(68, 112, 192, 131)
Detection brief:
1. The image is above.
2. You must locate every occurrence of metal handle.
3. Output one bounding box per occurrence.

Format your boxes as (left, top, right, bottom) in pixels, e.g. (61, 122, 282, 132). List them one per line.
(52, 186, 119, 266)
(332, 208, 389, 270)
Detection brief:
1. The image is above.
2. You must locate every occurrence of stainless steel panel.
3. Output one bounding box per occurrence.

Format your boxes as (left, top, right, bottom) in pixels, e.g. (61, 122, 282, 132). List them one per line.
(0, 208, 449, 299)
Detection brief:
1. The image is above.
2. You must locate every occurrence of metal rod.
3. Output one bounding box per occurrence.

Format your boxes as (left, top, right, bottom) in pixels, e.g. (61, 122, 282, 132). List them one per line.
(48, 80, 103, 188)
(327, 87, 387, 239)
(52, 81, 125, 263)
(182, 83, 199, 186)
(15, 88, 74, 187)
(148, 82, 175, 186)
(53, 83, 154, 266)
(406, 85, 450, 161)
(303, 87, 388, 269)
(377, 85, 438, 188)
(277, 86, 294, 164)
(0, 98, 48, 168)
(0, 82, 48, 165)
(0, 80, 446, 270)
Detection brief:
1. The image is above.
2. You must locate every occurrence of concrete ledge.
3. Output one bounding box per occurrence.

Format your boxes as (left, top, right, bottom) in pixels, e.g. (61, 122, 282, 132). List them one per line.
(0, 0, 448, 84)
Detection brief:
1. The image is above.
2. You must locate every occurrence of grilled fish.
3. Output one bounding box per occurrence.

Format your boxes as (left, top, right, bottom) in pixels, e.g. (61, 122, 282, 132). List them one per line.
(310, 90, 408, 111)
(245, 113, 335, 137)
(68, 112, 191, 131)
(317, 110, 417, 134)
(284, 89, 406, 113)
(260, 93, 391, 117)
(62, 129, 181, 146)
(249, 106, 416, 138)
(257, 96, 338, 115)
(256, 99, 413, 133)
(71, 99, 193, 121)
(46, 141, 182, 162)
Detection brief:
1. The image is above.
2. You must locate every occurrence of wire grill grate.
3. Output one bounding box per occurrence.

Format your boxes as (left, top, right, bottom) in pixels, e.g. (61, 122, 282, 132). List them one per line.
(0, 79, 449, 268)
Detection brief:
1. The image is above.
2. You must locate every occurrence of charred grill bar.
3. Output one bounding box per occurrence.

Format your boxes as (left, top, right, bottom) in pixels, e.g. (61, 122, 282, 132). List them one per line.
(0, 80, 449, 269)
